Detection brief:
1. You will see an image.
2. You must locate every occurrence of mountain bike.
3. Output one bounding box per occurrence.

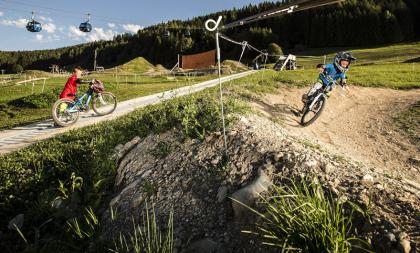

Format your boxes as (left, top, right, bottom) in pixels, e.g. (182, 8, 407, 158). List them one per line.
(52, 80, 117, 127)
(300, 75, 346, 126)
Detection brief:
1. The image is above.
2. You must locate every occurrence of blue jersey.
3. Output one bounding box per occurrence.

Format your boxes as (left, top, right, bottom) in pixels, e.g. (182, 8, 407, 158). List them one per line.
(319, 64, 346, 86)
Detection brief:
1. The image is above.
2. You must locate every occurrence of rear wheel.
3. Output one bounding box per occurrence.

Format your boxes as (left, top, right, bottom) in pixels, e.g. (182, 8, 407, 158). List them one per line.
(92, 92, 117, 116)
(300, 96, 326, 126)
(52, 99, 80, 127)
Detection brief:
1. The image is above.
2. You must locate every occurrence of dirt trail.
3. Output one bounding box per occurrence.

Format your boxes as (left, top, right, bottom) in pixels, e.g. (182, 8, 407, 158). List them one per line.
(252, 86, 420, 181)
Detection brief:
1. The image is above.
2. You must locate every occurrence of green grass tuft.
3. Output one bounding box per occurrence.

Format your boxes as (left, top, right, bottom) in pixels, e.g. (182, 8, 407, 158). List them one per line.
(111, 204, 174, 253)
(240, 178, 370, 253)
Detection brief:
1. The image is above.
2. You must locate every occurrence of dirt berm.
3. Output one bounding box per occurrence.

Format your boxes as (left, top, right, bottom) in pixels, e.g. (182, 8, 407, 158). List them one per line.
(102, 113, 419, 252)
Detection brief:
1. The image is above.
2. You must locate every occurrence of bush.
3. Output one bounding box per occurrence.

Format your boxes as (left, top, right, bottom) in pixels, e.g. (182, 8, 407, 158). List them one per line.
(8, 88, 61, 109)
(268, 42, 283, 58)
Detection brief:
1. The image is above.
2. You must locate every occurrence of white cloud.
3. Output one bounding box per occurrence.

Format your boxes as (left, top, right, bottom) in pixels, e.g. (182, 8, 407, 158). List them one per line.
(87, 27, 117, 41)
(68, 25, 87, 39)
(121, 24, 143, 33)
(39, 16, 53, 22)
(43, 23, 56, 33)
(0, 18, 27, 28)
(34, 33, 61, 43)
(35, 34, 44, 41)
(108, 23, 115, 28)
(0, 11, 4, 17)
(48, 34, 60, 41)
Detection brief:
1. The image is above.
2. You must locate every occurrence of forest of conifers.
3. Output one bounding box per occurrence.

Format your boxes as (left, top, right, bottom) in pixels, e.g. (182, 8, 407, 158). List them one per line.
(0, 0, 419, 73)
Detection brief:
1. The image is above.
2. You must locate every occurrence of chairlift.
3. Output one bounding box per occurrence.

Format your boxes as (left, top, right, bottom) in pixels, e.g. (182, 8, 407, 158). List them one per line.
(79, 13, 92, 33)
(26, 11, 42, 32)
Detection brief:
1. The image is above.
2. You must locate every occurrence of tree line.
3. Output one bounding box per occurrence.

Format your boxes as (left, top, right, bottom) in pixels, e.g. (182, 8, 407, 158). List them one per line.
(0, 0, 418, 73)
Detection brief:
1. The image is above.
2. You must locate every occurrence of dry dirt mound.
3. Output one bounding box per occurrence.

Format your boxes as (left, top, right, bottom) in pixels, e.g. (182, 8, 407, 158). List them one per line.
(103, 115, 419, 252)
(252, 86, 420, 182)
(115, 57, 156, 73)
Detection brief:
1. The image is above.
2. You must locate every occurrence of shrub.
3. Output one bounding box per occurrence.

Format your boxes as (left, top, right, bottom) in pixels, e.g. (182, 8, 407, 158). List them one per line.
(8, 88, 61, 109)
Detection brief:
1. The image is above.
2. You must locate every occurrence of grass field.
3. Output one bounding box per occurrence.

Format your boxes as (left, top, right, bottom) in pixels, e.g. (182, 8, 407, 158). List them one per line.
(0, 72, 217, 129)
(294, 41, 420, 68)
(270, 42, 420, 89)
(272, 62, 420, 89)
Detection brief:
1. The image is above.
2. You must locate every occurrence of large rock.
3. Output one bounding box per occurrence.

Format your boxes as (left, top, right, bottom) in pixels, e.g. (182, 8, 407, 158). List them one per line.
(231, 168, 272, 219)
(112, 136, 141, 162)
(398, 232, 411, 253)
(361, 174, 375, 186)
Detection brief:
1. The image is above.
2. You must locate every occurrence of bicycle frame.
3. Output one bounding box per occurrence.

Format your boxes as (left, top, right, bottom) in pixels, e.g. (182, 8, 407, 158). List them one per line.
(308, 92, 326, 110)
(67, 89, 94, 113)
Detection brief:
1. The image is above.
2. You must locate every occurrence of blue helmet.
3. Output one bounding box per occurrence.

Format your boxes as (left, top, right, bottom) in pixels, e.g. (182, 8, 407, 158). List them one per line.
(334, 51, 356, 73)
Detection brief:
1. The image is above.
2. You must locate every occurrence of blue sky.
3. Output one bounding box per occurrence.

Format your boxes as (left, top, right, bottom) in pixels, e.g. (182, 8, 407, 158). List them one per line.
(0, 0, 271, 51)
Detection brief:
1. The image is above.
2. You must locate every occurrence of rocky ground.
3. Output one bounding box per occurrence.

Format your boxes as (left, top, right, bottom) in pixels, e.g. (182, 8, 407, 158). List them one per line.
(102, 113, 419, 253)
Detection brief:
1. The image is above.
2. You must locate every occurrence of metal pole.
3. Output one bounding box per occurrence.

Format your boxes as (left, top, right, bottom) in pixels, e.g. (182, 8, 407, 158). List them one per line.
(32, 80, 35, 94)
(323, 55, 326, 64)
(94, 48, 97, 71)
(261, 53, 268, 83)
(42, 78, 46, 92)
(216, 31, 228, 154)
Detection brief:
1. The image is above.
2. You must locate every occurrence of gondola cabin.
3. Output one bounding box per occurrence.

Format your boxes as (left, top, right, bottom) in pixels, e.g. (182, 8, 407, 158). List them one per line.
(26, 11, 42, 32)
(26, 20, 42, 32)
(79, 13, 92, 33)
(79, 22, 92, 32)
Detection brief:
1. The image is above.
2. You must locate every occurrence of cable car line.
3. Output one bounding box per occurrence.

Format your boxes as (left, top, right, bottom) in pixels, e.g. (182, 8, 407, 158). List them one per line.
(221, 0, 345, 30)
(0, 0, 141, 26)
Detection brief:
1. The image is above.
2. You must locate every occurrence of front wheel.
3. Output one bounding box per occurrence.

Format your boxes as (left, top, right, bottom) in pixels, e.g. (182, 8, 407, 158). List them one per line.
(52, 98, 80, 127)
(92, 92, 117, 116)
(300, 96, 326, 126)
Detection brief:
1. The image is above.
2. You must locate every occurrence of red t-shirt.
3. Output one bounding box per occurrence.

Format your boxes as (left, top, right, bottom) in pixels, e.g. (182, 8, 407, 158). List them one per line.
(59, 74, 78, 99)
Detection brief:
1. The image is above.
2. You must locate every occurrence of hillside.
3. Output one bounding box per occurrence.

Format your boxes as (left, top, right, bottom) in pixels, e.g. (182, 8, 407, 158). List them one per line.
(105, 113, 419, 252)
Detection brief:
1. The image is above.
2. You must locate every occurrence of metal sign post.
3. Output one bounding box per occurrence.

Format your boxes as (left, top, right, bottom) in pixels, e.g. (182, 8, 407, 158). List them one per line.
(205, 16, 228, 155)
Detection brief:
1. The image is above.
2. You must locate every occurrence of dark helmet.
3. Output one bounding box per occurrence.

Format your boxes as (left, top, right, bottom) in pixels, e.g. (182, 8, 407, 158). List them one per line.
(334, 51, 356, 72)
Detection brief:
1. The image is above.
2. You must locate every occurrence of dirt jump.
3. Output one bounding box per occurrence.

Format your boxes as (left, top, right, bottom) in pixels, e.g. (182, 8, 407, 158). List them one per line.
(252, 85, 420, 182)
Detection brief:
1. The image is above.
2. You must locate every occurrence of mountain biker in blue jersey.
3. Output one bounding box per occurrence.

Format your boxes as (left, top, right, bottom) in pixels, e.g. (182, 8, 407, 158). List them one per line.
(302, 51, 356, 103)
